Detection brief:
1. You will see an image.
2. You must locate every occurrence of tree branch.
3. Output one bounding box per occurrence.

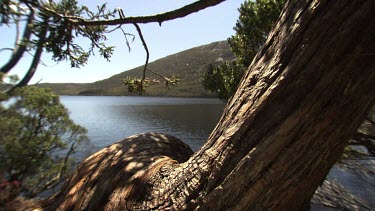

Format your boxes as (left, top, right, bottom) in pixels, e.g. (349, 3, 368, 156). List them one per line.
(147, 68, 168, 82)
(0, 8, 35, 74)
(24, 50, 47, 66)
(146, 67, 180, 89)
(47, 0, 226, 26)
(14, 13, 21, 47)
(106, 25, 135, 52)
(133, 23, 149, 82)
(7, 22, 47, 94)
(0, 48, 14, 53)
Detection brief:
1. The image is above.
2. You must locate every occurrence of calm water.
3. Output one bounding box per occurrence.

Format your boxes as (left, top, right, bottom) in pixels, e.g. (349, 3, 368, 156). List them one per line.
(60, 96, 225, 152)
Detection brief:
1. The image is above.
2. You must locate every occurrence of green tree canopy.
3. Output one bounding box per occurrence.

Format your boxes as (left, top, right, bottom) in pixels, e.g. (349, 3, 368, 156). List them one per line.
(0, 86, 88, 197)
(202, 0, 285, 100)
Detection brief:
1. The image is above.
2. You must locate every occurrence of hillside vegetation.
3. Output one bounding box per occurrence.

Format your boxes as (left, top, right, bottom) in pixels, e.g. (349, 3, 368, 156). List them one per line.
(36, 83, 90, 95)
(38, 41, 234, 97)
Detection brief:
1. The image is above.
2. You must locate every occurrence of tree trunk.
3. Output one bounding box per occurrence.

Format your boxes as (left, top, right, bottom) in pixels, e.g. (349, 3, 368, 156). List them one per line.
(40, 0, 375, 210)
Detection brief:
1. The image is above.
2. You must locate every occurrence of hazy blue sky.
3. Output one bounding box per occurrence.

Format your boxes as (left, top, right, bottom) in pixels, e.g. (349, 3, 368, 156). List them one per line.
(1, 0, 244, 83)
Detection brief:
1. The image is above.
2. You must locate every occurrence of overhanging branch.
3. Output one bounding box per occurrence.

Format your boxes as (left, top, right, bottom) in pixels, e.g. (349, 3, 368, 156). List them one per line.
(7, 20, 47, 94)
(50, 0, 226, 26)
(0, 8, 35, 74)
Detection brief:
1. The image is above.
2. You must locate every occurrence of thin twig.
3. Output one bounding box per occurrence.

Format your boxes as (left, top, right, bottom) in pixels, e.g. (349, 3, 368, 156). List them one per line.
(106, 25, 121, 33)
(120, 27, 135, 52)
(110, 26, 135, 52)
(0, 48, 14, 53)
(133, 23, 149, 83)
(33, 78, 43, 85)
(15, 14, 21, 47)
(146, 67, 169, 82)
(24, 50, 47, 66)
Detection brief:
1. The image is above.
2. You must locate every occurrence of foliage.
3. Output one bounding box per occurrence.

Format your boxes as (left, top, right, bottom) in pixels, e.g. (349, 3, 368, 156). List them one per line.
(0, 179, 21, 207)
(229, 0, 286, 68)
(0, 86, 88, 198)
(39, 0, 116, 67)
(0, 177, 37, 210)
(123, 74, 181, 94)
(1, 1, 93, 197)
(201, 62, 243, 100)
(202, 0, 285, 100)
(0, 0, 117, 87)
(123, 76, 151, 94)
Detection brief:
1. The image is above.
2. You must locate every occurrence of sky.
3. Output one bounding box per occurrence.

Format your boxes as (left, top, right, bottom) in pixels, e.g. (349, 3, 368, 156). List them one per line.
(1, 0, 244, 84)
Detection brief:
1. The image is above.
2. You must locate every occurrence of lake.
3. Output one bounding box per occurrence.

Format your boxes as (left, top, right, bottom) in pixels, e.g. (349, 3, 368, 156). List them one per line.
(60, 96, 225, 153)
(60, 96, 374, 209)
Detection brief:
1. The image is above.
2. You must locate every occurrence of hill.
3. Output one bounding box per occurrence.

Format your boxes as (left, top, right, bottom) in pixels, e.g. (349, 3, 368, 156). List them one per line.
(40, 40, 234, 97)
(36, 83, 90, 95)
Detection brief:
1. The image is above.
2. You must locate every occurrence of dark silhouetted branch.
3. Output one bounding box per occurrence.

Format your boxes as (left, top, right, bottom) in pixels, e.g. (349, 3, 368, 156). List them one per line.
(44, 0, 226, 26)
(7, 23, 47, 94)
(0, 48, 14, 53)
(133, 23, 149, 82)
(0, 8, 35, 74)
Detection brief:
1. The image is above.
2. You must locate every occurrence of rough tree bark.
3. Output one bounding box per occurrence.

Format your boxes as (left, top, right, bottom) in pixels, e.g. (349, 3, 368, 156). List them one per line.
(39, 0, 375, 210)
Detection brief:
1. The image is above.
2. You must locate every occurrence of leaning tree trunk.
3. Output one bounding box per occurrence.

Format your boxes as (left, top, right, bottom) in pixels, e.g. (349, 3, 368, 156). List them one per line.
(40, 0, 375, 210)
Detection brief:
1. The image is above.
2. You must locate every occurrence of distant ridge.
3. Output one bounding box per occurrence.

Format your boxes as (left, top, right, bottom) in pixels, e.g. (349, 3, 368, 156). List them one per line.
(38, 40, 234, 97)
